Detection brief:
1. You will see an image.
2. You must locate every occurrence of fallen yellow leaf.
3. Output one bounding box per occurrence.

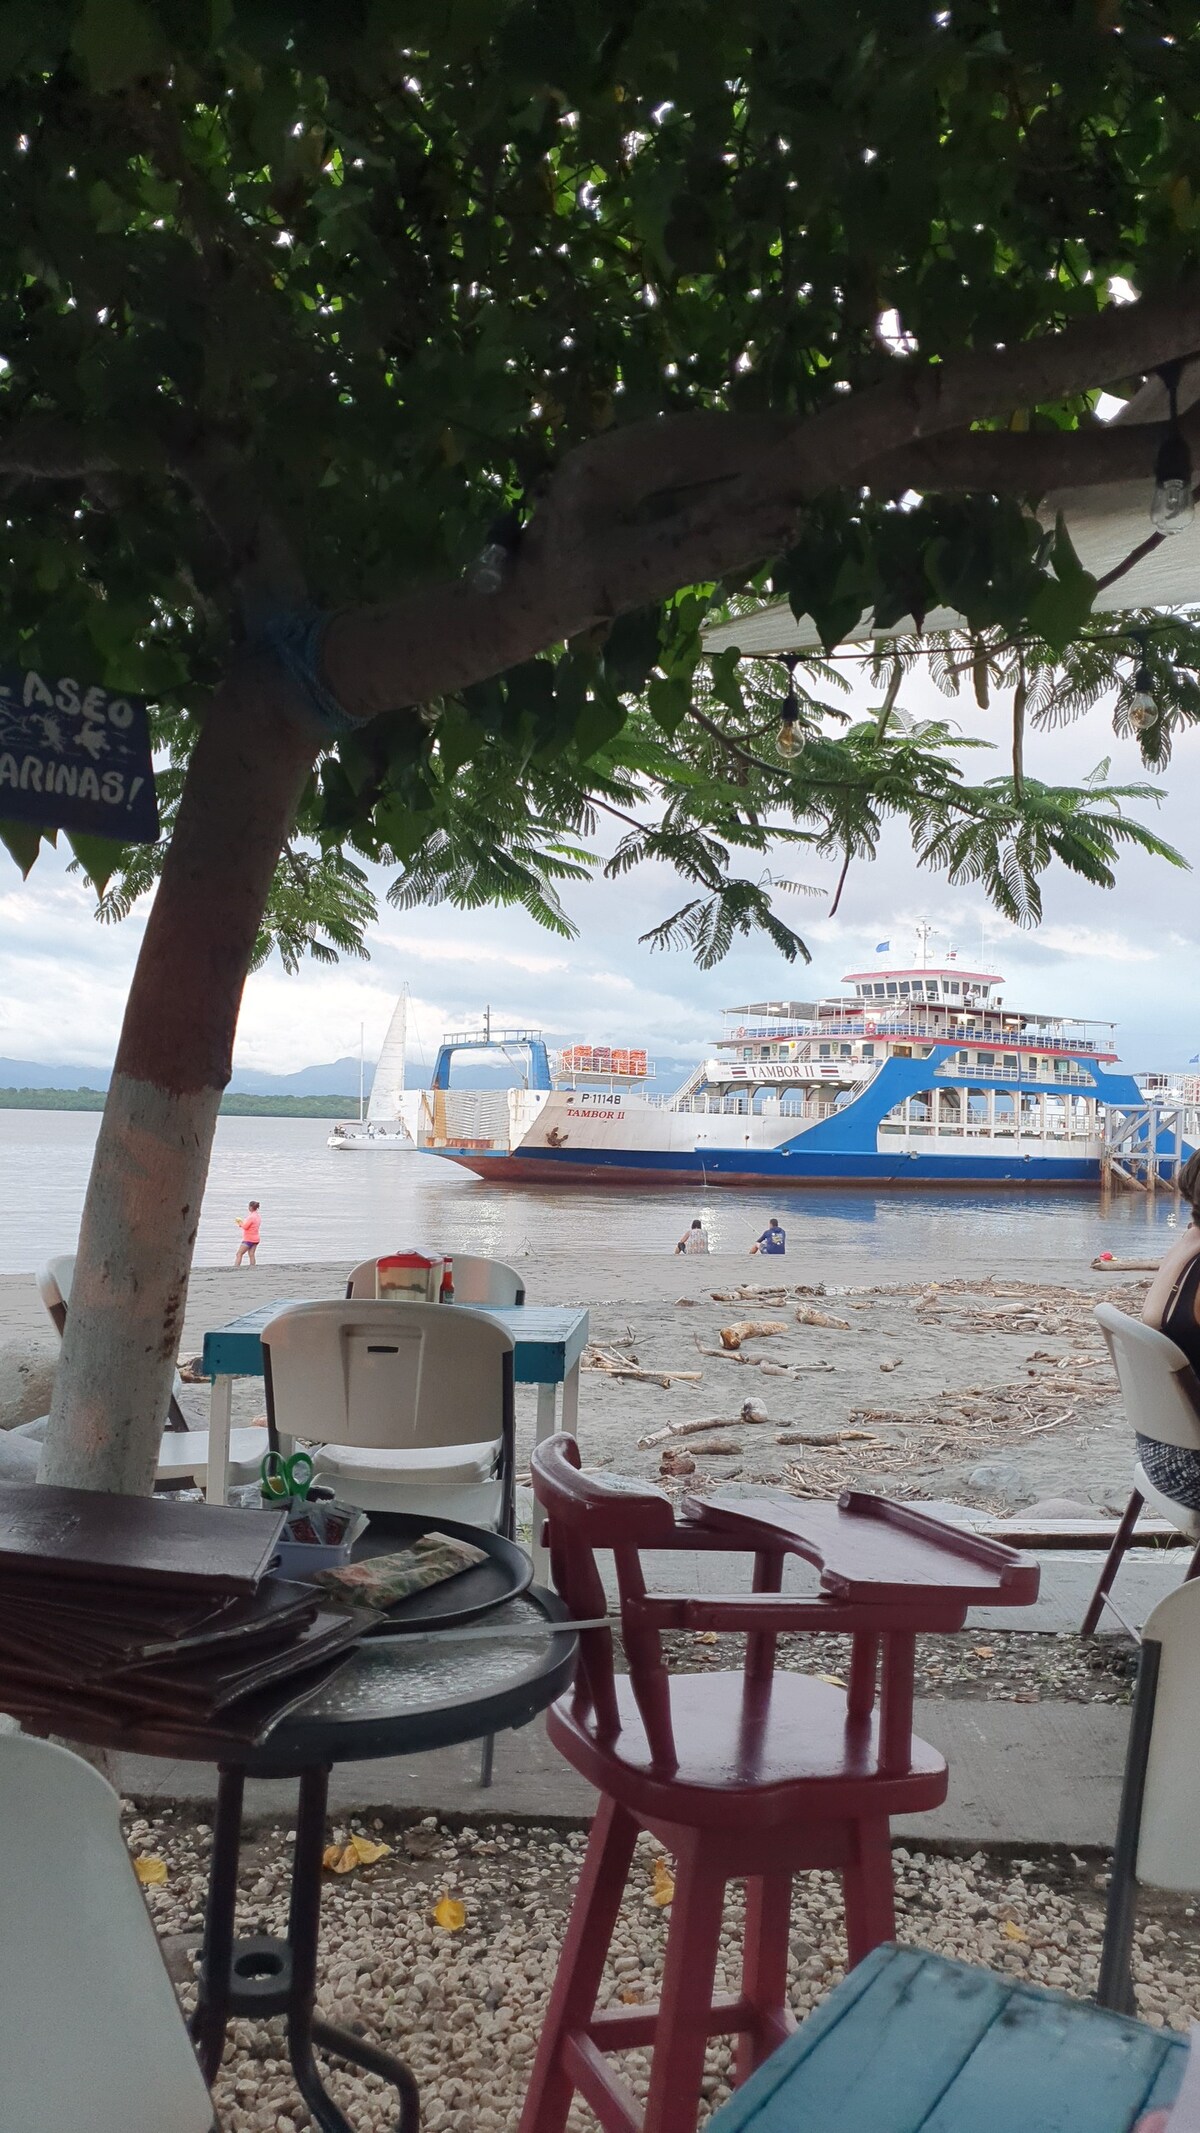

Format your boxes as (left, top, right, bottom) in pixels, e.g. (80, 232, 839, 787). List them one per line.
(323, 1834, 393, 1876)
(433, 1892, 466, 1931)
(133, 1854, 168, 1886)
(696, 1632, 719, 1646)
(817, 1672, 846, 1688)
(650, 1858, 675, 1908)
(1001, 1920, 1027, 1943)
(972, 1647, 995, 1659)
(619, 1987, 643, 2004)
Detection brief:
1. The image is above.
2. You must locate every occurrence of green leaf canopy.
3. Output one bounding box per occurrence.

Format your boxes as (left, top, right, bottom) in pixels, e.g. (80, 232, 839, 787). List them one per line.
(3, 0, 1199, 955)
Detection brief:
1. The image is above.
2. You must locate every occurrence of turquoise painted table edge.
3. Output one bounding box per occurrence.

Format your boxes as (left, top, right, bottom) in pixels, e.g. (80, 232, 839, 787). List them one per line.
(200, 1300, 588, 1384)
(703, 1946, 1186, 2133)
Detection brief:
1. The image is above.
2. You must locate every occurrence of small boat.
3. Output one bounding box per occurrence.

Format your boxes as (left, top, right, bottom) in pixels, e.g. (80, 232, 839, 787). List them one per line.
(327, 995, 416, 1152)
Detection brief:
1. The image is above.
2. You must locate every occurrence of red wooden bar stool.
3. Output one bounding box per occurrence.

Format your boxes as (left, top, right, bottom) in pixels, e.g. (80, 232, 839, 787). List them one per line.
(520, 1440, 1037, 2133)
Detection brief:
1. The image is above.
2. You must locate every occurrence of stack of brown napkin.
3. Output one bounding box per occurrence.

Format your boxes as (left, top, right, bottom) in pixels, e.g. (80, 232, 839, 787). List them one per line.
(0, 1483, 362, 1750)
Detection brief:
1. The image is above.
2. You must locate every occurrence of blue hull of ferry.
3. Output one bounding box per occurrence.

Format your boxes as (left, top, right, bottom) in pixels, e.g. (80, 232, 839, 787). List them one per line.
(439, 1144, 1100, 1186)
(435, 1048, 1188, 1189)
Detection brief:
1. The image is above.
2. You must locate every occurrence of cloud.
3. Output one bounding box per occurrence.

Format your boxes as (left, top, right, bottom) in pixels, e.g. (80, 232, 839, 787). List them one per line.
(1, 646, 1198, 1078)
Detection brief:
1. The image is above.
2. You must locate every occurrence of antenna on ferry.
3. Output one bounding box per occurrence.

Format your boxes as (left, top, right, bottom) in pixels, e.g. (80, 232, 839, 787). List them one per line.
(484, 1004, 491, 1042)
(914, 919, 931, 968)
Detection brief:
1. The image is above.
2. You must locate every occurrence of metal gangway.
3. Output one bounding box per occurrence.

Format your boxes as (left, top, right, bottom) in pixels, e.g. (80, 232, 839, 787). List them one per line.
(1101, 1092, 1200, 1191)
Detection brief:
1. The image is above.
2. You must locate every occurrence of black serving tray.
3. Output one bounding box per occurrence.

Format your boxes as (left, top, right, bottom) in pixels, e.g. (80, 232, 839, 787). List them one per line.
(344, 1510, 533, 1637)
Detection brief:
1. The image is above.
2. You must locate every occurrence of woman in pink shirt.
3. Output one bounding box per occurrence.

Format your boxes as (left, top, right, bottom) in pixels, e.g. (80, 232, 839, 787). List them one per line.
(235, 1200, 261, 1267)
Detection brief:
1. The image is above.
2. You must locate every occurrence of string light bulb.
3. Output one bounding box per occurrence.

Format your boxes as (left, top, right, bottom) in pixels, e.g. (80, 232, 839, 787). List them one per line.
(1151, 359, 1195, 536)
(775, 658, 804, 761)
(1130, 662, 1156, 729)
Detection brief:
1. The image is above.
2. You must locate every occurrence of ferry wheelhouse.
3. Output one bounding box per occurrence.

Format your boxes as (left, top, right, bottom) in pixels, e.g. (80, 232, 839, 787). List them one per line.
(398, 960, 1172, 1187)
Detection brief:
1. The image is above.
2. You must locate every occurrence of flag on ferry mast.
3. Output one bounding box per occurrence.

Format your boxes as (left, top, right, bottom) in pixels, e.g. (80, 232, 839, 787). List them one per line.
(875, 940, 890, 952)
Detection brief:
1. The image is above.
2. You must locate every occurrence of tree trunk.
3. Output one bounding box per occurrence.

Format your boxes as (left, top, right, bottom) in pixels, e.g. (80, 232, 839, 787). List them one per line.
(39, 659, 318, 1494)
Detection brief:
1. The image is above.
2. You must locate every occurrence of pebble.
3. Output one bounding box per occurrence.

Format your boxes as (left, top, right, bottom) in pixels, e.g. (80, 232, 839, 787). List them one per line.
(126, 1807, 1200, 2131)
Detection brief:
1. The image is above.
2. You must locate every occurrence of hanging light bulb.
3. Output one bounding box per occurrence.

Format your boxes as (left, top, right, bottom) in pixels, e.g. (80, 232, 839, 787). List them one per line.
(1151, 360, 1195, 536)
(775, 658, 804, 761)
(1122, 633, 1156, 732)
(1130, 662, 1156, 729)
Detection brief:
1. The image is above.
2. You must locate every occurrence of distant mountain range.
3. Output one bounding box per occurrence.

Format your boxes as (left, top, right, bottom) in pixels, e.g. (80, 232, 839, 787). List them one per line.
(0, 1053, 699, 1097)
(0, 1054, 372, 1097)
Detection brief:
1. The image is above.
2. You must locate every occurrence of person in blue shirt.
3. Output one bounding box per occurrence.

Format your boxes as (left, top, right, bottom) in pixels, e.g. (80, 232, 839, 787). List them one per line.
(752, 1218, 786, 1255)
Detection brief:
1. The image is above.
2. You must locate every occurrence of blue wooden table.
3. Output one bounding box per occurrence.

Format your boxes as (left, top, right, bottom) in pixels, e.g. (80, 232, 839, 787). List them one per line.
(705, 1946, 1186, 2132)
(200, 1301, 589, 1569)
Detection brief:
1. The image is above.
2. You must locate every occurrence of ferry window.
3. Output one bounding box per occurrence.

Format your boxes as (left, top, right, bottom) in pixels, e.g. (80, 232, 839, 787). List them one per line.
(741, 1047, 753, 1060)
(956, 1049, 968, 1068)
(899, 981, 910, 995)
(950, 981, 960, 994)
(862, 1044, 875, 1058)
(886, 982, 898, 997)
(1003, 1054, 1018, 1073)
(840, 1044, 852, 1057)
(874, 983, 886, 997)
(818, 1043, 830, 1058)
(977, 1051, 994, 1069)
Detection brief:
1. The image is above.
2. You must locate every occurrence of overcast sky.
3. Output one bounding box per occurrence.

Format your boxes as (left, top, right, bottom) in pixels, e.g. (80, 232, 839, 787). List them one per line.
(2, 653, 1198, 1080)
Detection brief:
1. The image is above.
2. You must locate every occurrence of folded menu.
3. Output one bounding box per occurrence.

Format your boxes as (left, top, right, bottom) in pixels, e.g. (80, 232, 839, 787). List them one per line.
(0, 1484, 364, 1749)
(0, 1481, 286, 1594)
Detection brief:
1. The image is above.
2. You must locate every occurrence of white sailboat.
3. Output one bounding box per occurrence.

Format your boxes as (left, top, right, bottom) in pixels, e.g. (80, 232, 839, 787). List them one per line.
(327, 993, 416, 1150)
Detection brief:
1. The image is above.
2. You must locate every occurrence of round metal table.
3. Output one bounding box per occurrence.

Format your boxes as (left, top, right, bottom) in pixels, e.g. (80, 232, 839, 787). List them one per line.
(153, 1589, 575, 2133)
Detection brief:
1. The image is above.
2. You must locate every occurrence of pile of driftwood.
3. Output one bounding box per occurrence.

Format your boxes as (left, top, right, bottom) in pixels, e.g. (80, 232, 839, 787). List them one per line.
(641, 1397, 901, 1484)
(582, 1339, 701, 1390)
(913, 1276, 1146, 1337)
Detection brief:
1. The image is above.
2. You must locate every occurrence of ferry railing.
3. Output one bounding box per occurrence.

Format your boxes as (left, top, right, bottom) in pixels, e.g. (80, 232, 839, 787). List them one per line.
(726, 1021, 1104, 1049)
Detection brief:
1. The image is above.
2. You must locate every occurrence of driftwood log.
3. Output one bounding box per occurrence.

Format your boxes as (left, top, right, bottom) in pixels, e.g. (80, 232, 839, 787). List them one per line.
(637, 1414, 761, 1450)
(1091, 1255, 1161, 1272)
(719, 1320, 788, 1350)
(794, 1304, 850, 1330)
(775, 1428, 880, 1447)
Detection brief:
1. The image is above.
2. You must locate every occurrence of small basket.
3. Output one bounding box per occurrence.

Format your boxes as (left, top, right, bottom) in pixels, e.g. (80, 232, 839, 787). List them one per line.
(270, 1534, 357, 1581)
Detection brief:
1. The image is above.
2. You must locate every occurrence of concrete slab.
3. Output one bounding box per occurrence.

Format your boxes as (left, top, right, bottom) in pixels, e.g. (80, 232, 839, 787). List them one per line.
(111, 1696, 1131, 1851)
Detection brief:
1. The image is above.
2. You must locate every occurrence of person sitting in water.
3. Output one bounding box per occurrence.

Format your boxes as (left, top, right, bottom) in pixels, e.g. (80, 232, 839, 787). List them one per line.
(1139, 1148, 1200, 1507)
(752, 1217, 786, 1256)
(675, 1218, 710, 1255)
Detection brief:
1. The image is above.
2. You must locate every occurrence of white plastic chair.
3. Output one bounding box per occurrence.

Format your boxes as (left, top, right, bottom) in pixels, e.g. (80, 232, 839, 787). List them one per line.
(261, 1298, 516, 1533)
(35, 1253, 264, 1490)
(0, 1729, 215, 2132)
(1098, 1577, 1200, 2010)
(1081, 1302, 1200, 1634)
(345, 1252, 526, 1306)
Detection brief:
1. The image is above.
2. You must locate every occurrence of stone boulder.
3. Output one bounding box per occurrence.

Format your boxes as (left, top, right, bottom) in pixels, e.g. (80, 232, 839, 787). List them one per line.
(0, 1336, 59, 1430)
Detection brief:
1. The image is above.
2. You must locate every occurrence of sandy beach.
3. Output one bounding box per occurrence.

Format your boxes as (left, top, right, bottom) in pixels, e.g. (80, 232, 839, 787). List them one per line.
(0, 1247, 1145, 1514)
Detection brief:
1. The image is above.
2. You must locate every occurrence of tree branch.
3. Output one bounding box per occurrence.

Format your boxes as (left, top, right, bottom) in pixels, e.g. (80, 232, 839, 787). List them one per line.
(321, 275, 1200, 721)
(0, 418, 125, 479)
(862, 409, 1200, 496)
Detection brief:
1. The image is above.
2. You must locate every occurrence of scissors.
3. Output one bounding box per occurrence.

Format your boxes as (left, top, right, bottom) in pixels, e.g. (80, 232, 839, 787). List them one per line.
(260, 1449, 315, 1502)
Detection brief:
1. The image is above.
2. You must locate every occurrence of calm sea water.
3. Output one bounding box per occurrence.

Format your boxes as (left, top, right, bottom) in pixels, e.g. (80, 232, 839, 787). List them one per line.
(0, 1109, 1185, 1279)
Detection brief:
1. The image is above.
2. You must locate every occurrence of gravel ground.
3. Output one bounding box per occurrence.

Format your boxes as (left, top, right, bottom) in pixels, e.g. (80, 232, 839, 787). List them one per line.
(130, 1805, 1200, 2133)
(660, 1627, 1140, 1703)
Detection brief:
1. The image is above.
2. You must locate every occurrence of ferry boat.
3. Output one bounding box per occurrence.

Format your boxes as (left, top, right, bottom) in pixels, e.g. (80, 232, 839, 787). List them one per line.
(393, 954, 1190, 1188)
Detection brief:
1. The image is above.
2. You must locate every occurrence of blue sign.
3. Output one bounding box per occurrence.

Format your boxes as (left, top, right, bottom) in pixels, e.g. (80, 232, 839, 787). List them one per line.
(0, 667, 159, 843)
